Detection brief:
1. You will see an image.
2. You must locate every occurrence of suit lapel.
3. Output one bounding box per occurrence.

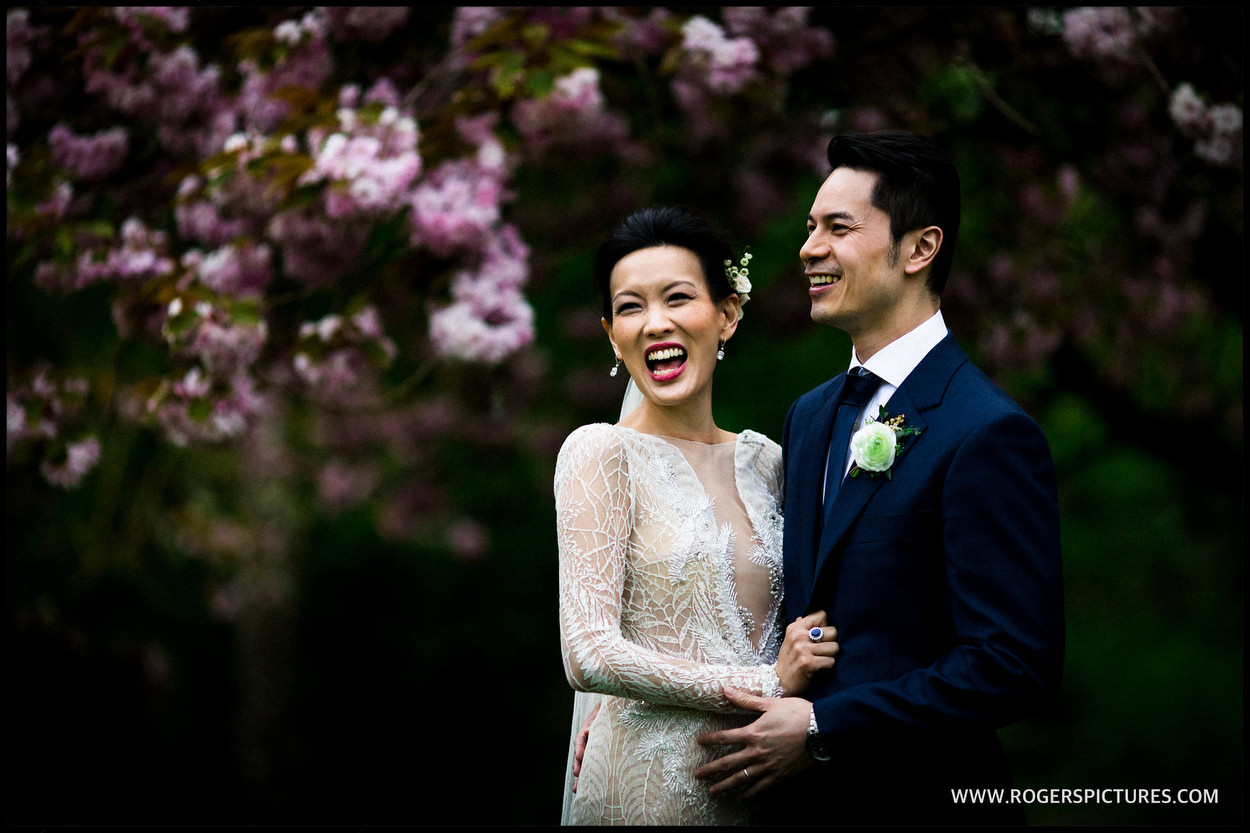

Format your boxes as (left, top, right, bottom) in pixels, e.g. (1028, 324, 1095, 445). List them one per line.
(785, 380, 844, 611)
(812, 386, 927, 584)
(800, 334, 968, 614)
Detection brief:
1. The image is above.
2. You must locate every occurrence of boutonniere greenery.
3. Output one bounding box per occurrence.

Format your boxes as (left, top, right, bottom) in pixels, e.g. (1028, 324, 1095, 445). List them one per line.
(848, 406, 921, 480)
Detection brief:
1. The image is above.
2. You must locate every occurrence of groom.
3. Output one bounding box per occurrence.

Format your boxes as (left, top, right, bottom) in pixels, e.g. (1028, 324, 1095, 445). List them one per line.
(693, 131, 1064, 824)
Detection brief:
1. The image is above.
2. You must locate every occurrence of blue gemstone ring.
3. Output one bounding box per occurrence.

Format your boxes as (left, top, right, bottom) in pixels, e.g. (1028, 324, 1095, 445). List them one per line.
(808, 627, 823, 643)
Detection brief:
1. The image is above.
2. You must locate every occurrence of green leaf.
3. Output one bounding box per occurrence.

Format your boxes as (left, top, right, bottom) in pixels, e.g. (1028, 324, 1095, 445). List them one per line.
(187, 397, 211, 423)
(490, 51, 527, 98)
(524, 68, 556, 98)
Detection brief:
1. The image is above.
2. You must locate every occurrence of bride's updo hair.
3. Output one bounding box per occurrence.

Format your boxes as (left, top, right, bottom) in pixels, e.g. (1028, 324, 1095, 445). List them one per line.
(594, 205, 736, 320)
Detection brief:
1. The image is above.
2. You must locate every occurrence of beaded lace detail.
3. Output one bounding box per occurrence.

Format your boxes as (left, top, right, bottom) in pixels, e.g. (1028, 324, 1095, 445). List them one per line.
(556, 423, 784, 825)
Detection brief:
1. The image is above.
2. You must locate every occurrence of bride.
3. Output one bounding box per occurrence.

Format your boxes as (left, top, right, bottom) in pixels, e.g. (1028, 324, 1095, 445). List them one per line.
(555, 206, 839, 825)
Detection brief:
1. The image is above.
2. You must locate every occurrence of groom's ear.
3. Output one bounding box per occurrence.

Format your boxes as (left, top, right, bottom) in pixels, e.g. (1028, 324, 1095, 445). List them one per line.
(902, 226, 942, 276)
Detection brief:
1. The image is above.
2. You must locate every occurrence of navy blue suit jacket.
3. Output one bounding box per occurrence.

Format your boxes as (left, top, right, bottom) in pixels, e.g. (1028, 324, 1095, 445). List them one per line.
(765, 334, 1063, 825)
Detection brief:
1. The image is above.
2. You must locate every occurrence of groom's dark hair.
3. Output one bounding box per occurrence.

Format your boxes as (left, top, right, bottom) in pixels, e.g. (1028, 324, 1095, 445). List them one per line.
(594, 205, 737, 321)
(826, 130, 962, 295)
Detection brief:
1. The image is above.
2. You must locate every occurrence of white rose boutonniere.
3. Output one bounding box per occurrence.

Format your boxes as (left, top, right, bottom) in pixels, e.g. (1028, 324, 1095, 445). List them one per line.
(849, 406, 920, 480)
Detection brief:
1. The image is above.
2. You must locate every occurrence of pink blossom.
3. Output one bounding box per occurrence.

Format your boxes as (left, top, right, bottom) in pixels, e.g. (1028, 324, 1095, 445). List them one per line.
(48, 123, 129, 182)
(8, 368, 101, 488)
(606, 8, 674, 57)
(447, 224, 531, 306)
(7, 143, 19, 189)
(376, 480, 445, 542)
(317, 459, 382, 513)
(1057, 165, 1082, 206)
(1060, 7, 1176, 73)
(455, 112, 500, 148)
(182, 242, 273, 296)
(147, 45, 222, 125)
(722, 7, 833, 75)
(7, 8, 38, 88)
(1194, 120, 1241, 167)
(69, 217, 175, 290)
(113, 6, 190, 35)
(163, 298, 268, 376)
(147, 367, 267, 446)
(1061, 7, 1138, 63)
(293, 348, 370, 392)
(409, 159, 507, 258)
(1168, 83, 1206, 129)
(6, 394, 29, 453)
(450, 7, 506, 49)
(428, 288, 535, 366)
(323, 6, 410, 43)
(176, 178, 257, 246)
(292, 306, 397, 399)
(267, 205, 369, 284)
(77, 25, 222, 157)
(679, 16, 759, 95)
(235, 12, 333, 133)
(273, 9, 327, 46)
(35, 180, 73, 218)
(40, 436, 102, 489)
(512, 67, 630, 153)
(309, 129, 421, 218)
(6, 369, 86, 452)
(979, 311, 1062, 372)
(1168, 83, 1244, 167)
(446, 518, 489, 561)
(184, 135, 289, 231)
(363, 76, 402, 109)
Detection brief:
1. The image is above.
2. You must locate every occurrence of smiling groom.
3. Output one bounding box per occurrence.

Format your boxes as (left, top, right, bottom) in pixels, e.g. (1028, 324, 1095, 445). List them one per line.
(694, 131, 1064, 824)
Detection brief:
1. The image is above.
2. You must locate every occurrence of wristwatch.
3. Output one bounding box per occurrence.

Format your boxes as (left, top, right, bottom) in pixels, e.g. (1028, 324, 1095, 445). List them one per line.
(806, 707, 832, 762)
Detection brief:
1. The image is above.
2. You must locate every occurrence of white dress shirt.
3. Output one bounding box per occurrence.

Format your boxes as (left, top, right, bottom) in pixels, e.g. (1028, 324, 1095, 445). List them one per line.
(822, 310, 949, 501)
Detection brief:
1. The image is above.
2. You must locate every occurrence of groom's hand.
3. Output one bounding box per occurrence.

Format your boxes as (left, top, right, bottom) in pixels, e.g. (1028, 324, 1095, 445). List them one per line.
(693, 687, 812, 799)
(571, 702, 600, 793)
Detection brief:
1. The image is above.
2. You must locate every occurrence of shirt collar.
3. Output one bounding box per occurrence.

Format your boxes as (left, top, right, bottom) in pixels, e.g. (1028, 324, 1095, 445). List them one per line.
(849, 309, 948, 389)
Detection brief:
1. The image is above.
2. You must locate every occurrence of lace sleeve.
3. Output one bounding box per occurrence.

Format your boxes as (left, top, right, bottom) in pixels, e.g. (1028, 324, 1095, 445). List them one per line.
(555, 425, 782, 712)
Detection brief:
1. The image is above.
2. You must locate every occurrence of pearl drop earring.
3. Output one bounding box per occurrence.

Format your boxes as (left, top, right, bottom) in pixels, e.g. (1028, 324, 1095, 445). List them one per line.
(610, 357, 621, 377)
(716, 340, 725, 361)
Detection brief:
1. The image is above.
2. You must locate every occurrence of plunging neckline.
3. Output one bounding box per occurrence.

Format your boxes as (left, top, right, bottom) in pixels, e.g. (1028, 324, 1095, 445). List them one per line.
(616, 426, 775, 658)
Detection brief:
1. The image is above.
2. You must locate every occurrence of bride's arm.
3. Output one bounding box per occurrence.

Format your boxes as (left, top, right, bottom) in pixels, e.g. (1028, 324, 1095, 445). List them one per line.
(556, 426, 824, 712)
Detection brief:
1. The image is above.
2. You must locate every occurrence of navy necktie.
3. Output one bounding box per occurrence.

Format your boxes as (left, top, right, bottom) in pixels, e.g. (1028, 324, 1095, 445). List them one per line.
(823, 368, 882, 513)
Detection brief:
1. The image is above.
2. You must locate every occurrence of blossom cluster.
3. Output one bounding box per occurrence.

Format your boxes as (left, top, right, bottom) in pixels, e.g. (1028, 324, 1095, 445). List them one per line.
(6, 368, 100, 489)
(77, 10, 224, 156)
(321, 6, 411, 43)
(35, 217, 176, 294)
(1168, 83, 1243, 168)
(303, 82, 423, 219)
(511, 68, 630, 155)
(722, 7, 833, 76)
(47, 123, 129, 181)
(142, 365, 269, 447)
(678, 16, 759, 95)
(293, 306, 398, 402)
(1059, 7, 1173, 66)
(428, 225, 535, 365)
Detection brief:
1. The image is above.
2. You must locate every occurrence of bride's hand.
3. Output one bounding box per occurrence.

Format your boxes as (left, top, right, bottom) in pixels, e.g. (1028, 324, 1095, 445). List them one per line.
(775, 611, 839, 696)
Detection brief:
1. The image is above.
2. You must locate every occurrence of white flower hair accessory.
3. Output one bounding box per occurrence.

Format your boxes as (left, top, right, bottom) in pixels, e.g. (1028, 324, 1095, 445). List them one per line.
(724, 248, 752, 319)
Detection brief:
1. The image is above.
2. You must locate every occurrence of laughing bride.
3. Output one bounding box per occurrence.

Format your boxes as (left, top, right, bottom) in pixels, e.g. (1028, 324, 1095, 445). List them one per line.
(555, 206, 839, 825)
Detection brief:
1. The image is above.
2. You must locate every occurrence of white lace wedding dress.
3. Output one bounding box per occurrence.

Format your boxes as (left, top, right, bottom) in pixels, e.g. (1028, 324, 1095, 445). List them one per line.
(555, 423, 785, 825)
